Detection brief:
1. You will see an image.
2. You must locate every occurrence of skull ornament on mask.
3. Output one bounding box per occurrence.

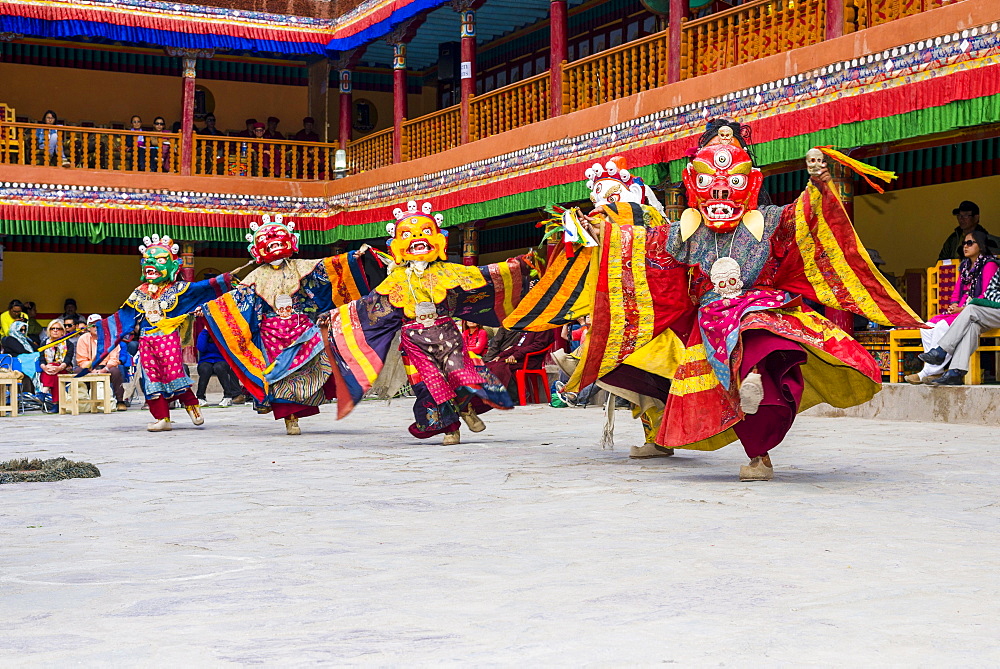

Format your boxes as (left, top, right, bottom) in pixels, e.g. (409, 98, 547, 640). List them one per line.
(586, 157, 645, 207)
(387, 201, 448, 265)
(246, 215, 299, 264)
(681, 144, 763, 234)
(138, 234, 181, 285)
(710, 256, 744, 298)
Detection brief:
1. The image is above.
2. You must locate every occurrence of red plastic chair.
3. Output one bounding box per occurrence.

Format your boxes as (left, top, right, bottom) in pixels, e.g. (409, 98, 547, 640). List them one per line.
(515, 346, 552, 406)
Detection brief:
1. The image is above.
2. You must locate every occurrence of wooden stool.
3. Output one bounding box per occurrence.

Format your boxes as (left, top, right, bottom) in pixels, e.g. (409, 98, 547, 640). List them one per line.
(57, 373, 113, 415)
(0, 377, 19, 417)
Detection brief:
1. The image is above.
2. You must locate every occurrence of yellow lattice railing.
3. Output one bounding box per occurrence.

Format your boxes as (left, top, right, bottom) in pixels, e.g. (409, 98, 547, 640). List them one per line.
(850, 0, 959, 30)
(682, 0, 826, 79)
(564, 31, 669, 113)
(469, 72, 550, 142)
(348, 127, 394, 173)
(191, 136, 338, 179)
(0, 121, 182, 173)
(403, 105, 461, 160)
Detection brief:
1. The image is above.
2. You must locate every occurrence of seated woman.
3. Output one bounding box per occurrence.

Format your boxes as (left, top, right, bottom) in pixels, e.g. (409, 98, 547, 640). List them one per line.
(462, 321, 488, 357)
(1, 320, 40, 393)
(907, 230, 998, 384)
(39, 320, 75, 407)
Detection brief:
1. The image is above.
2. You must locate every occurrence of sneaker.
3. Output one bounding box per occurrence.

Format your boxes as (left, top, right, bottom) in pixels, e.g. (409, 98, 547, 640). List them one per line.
(218, 397, 233, 408)
(918, 347, 947, 366)
(198, 398, 208, 407)
(930, 369, 966, 386)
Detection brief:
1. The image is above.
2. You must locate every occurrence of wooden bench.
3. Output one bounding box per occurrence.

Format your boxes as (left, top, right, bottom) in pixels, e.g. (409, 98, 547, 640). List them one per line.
(0, 377, 18, 417)
(888, 261, 1000, 384)
(57, 373, 114, 415)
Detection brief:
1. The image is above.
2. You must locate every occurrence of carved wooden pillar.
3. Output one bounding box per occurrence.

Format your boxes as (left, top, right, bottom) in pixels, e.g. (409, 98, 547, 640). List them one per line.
(338, 69, 353, 148)
(462, 223, 479, 266)
(549, 0, 568, 118)
(165, 48, 214, 175)
(662, 183, 685, 223)
(392, 42, 407, 163)
(180, 242, 195, 282)
(667, 0, 687, 83)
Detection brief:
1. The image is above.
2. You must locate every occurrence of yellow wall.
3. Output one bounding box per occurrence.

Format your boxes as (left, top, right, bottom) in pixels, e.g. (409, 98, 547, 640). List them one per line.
(854, 175, 1000, 276)
(0, 62, 308, 134)
(0, 252, 233, 316)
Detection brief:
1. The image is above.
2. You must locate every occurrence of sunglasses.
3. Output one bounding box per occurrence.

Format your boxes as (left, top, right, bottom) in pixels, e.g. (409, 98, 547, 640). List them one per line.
(963, 240, 979, 247)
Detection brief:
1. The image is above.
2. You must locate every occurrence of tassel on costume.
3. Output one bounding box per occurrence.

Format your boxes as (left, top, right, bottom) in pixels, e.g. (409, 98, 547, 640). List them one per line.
(817, 146, 897, 193)
(600, 392, 616, 450)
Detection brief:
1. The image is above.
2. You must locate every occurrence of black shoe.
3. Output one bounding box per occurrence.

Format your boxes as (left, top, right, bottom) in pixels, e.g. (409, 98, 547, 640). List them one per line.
(931, 369, 966, 385)
(918, 346, 948, 366)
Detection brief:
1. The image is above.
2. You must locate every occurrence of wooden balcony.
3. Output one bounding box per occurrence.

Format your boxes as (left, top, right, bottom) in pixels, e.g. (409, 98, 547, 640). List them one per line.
(191, 136, 338, 180)
(470, 71, 551, 142)
(348, 127, 394, 173)
(563, 31, 669, 114)
(403, 106, 461, 161)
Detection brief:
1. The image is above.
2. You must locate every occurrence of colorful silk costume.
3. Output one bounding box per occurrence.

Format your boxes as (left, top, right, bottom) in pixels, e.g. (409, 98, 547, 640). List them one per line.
(507, 135, 922, 460)
(327, 200, 533, 439)
(94, 234, 234, 426)
(201, 215, 388, 428)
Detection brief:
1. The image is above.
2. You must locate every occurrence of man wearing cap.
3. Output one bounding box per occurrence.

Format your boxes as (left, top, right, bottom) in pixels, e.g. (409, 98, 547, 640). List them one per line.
(938, 201, 1000, 260)
(264, 116, 284, 140)
(237, 118, 257, 138)
(75, 314, 128, 410)
(293, 117, 319, 142)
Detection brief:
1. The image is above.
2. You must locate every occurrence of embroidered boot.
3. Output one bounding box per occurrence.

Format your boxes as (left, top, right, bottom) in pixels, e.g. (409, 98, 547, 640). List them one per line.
(284, 416, 301, 435)
(185, 405, 204, 426)
(146, 418, 172, 432)
(442, 430, 461, 446)
(629, 443, 675, 459)
(460, 407, 486, 433)
(739, 454, 774, 481)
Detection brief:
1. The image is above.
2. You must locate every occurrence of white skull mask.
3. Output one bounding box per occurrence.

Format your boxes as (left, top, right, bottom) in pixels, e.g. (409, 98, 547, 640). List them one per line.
(806, 148, 826, 176)
(711, 257, 744, 298)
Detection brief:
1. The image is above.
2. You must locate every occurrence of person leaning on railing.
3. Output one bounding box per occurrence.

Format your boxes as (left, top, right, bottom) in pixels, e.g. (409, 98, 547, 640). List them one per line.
(196, 113, 225, 175)
(32, 110, 69, 167)
(125, 114, 147, 171)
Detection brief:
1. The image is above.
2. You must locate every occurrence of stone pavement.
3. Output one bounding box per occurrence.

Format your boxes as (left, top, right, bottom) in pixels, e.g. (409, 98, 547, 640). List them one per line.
(1, 401, 999, 666)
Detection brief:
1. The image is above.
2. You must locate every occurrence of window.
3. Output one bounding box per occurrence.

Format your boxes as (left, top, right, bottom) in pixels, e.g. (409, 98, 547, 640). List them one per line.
(523, 60, 533, 77)
(610, 28, 623, 47)
(497, 70, 507, 87)
(643, 16, 656, 33)
(593, 34, 606, 53)
(568, 44, 576, 60)
(578, 40, 590, 58)
(536, 55, 546, 72)
(627, 21, 639, 41)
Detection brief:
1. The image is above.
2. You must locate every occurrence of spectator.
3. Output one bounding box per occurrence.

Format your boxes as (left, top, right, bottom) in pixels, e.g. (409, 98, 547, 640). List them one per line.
(237, 118, 258, 138)
(75, 314, 128, 411)
(194, 326, 241, 407)
(198, 114, 224, 136)
(23, 301, 43, 344)
(126, 115, 147, 171)
(908, 230, 997, 384)
(248, 122, 273, 176)
(293, 117, 319, 142)
(0, 299, 25, 338)
(919, 263, 1000, 385)
(264, 116, 284, 140)
(938, 201, 1000, 261)
(1, 320, 39, 393)
(60, 299, 85, 326)
(484, 326, 521, 363)
(39, 320, 74, 407)
(483, 329, 554, 400)
(462, 321, 488, 356)
(33, 109, 67, 167)
(150, 116, 169, 172)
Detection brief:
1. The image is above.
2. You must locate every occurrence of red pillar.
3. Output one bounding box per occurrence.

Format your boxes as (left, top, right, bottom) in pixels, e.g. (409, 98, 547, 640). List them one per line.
(180, 242, 195, 282)
(459, 10, 476, 144)
(667, 0, 687, 84)
(180, 56, 196, 175)
(338, 69, 353, 148)
(392, 43, 407, 163)
(549, 0, 567, 118)
(825, 0, 845, 40)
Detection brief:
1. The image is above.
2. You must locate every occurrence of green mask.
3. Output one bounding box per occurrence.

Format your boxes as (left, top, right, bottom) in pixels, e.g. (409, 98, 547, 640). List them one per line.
(141, 247, 180, 285)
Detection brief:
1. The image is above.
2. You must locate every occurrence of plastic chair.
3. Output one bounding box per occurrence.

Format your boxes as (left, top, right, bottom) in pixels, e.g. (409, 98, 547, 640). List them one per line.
(515, 347, 552, 405)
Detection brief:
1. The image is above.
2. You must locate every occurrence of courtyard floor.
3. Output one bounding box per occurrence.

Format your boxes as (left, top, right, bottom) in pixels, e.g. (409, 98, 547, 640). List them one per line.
(1, 401, 998, 666)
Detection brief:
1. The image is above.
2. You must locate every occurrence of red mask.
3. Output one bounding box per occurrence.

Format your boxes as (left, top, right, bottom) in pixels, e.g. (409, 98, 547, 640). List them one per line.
(681, 144, 763, 234)
(250, 224, 298, 264)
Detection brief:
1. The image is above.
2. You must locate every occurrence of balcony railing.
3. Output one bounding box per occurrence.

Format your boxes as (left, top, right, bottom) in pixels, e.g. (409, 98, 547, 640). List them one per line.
(470, 71, 551, 142)
(682, 0, 826, 79)
(348, 127, 394, 173)
(850, 0, 956, 30)
(0, 122, 182, 173)
(563, 31, 669, 114)
(403, 105, 461, 160)
(191, 136, 337, 180)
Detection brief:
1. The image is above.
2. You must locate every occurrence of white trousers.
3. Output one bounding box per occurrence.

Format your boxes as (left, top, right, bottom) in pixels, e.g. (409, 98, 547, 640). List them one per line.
(936, 303, 1000, 372)
(918, 319, 952, 379)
